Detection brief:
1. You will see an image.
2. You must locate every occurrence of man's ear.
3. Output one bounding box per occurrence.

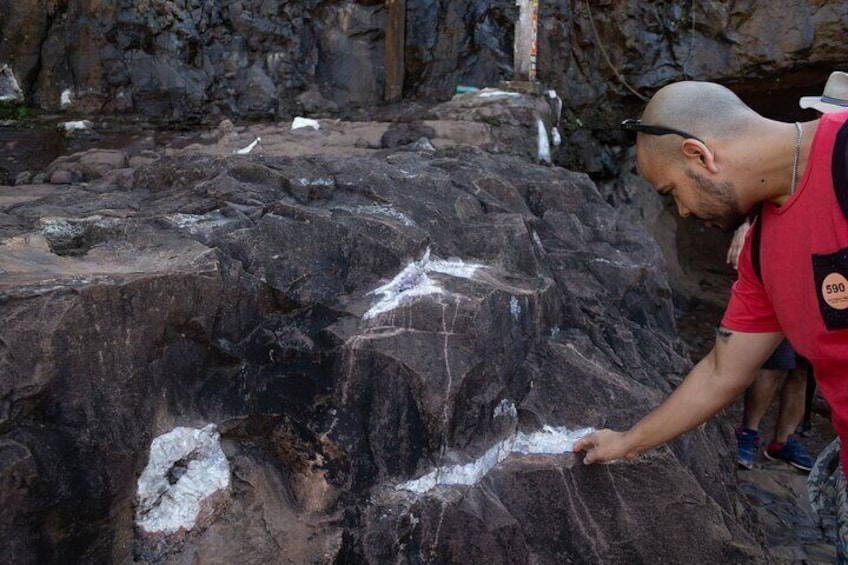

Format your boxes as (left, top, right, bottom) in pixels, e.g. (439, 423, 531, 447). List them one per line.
(681, 139, 718, 173)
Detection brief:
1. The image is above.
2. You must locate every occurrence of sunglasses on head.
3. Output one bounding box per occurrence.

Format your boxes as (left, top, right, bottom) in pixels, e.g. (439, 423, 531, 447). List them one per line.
(620, 119, 705, 144)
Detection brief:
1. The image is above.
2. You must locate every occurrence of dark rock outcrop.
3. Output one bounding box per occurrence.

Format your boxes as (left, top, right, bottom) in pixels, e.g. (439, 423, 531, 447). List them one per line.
(1, 1, 845, 124)
(0, 92, 771, 563)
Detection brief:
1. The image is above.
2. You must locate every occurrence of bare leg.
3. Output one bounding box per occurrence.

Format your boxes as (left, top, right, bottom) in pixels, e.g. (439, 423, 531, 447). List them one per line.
(802, 368, 816, 433)
(772, 367, 807, 443)
(742, 368, 785, 430)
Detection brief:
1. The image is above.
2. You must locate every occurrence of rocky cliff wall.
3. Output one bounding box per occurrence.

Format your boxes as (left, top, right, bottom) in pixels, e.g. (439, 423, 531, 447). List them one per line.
(1, 1, 846, 124)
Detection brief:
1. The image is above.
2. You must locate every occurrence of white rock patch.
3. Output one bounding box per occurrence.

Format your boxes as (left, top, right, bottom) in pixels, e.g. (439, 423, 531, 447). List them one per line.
(363, 248, 482, 319)
(135, 424, 230, 536)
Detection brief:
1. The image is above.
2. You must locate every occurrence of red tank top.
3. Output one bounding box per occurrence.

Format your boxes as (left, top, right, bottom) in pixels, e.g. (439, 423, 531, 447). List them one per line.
(723, 111, 848, 469)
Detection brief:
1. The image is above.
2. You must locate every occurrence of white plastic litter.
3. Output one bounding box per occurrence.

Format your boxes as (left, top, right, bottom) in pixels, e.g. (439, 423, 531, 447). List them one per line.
(536, 118, 551, 164)
(234, 136, 260, 154)
(60, 89, 73, 109)
(477, 89, 522, 99)
(59, 120, 93, 132)
(291, 117, 321, 131)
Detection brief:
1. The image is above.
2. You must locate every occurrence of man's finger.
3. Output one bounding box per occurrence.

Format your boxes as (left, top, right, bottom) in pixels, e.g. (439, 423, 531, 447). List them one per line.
(572, 434, 595, 453)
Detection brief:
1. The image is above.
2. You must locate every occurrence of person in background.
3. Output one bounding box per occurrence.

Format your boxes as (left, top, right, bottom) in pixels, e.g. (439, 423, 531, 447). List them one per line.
(800, 71, 848, 114)
(573, 78, 848, 558)
(727, 72, 848, 473)
(727, 222, 814, 472)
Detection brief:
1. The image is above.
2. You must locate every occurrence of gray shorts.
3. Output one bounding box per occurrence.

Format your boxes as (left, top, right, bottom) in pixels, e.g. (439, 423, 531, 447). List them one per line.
(763, 339, 809, 371)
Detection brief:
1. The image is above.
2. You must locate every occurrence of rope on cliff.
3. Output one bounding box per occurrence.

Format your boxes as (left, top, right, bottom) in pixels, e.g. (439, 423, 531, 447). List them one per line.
(583, 1, 649, 103)
(681, 0, 696, 79)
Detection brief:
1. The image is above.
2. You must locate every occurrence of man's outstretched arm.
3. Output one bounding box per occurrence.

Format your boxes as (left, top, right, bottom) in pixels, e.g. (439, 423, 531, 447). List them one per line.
(573, 328, 784, 464)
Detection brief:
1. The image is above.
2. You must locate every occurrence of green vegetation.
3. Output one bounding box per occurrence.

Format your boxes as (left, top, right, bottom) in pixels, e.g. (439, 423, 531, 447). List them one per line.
(0, 100, 29, 121)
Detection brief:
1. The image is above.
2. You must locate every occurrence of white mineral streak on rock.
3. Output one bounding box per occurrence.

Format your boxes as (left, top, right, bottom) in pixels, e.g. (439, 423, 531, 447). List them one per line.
(166, 211, 232, 234)
(427, 258, 478, 278)
(401, 441, 505, 493)
(551, 126, 562, 146)
(512, 425, 595, 454)
(590, 257, 630, 268)
(509, 295, 521, 321)
(299, 177, 334, 186)
(547, 90, 563, 146)
(398, 425, 594, 494)
(531, 230, 544, 250)
(234, 136, 260, 154)
(291, 116, 321, 130)
(135, 424, 230, 536)
(363, 248, 482, 320)
(343, 204, 415, 227)
(536, 117, 551, 164)
(0, 64, 23, 102)
(493, 399, 517, 419)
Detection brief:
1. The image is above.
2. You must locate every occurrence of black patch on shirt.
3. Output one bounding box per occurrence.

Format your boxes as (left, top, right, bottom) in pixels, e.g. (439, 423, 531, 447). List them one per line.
(813, 247, 848, 330)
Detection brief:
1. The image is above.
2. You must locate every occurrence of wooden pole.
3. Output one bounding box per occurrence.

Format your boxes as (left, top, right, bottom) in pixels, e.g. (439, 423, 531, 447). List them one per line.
(514, 0, 538, 82)
(530, 0, 538, 81)
(385, 0, 406, 102)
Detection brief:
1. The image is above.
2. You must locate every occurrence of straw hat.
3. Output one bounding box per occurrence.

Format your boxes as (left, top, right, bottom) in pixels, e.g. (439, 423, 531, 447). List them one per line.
(799, 71, 848, 114)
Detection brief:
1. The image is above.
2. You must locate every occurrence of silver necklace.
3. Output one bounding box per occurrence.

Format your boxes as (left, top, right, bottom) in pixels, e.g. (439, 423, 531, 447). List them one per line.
(791, 121, 802, 194)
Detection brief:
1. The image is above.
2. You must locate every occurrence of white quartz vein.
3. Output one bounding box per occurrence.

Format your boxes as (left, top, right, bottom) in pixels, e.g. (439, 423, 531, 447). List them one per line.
(398, 425, 594, 494)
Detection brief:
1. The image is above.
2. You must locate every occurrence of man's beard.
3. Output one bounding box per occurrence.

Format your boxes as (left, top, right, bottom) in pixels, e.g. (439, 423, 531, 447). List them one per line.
(686, 169, 747, 231)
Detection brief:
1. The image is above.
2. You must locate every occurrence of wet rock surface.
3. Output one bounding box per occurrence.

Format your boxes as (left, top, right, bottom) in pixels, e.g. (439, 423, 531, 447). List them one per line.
(0, 91, 792, 563)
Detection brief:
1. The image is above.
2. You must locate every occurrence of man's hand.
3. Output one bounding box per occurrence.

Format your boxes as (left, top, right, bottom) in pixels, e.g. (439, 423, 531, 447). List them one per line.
(573, 429, 639, 465)
(726, 220, 751, 269)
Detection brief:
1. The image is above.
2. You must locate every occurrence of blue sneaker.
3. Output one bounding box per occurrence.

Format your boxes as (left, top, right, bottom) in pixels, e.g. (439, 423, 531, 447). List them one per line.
(764, 437, 814, 472)
(736, 428, 759, 470)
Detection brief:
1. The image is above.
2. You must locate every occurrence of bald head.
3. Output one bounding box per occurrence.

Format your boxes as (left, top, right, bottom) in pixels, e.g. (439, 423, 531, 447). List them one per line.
(633, 82, 765, 230)
(642, 81, 758, 141)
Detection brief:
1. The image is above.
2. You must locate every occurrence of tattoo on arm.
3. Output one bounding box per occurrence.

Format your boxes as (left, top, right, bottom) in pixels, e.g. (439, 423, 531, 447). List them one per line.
(716, 326, 733, 343)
